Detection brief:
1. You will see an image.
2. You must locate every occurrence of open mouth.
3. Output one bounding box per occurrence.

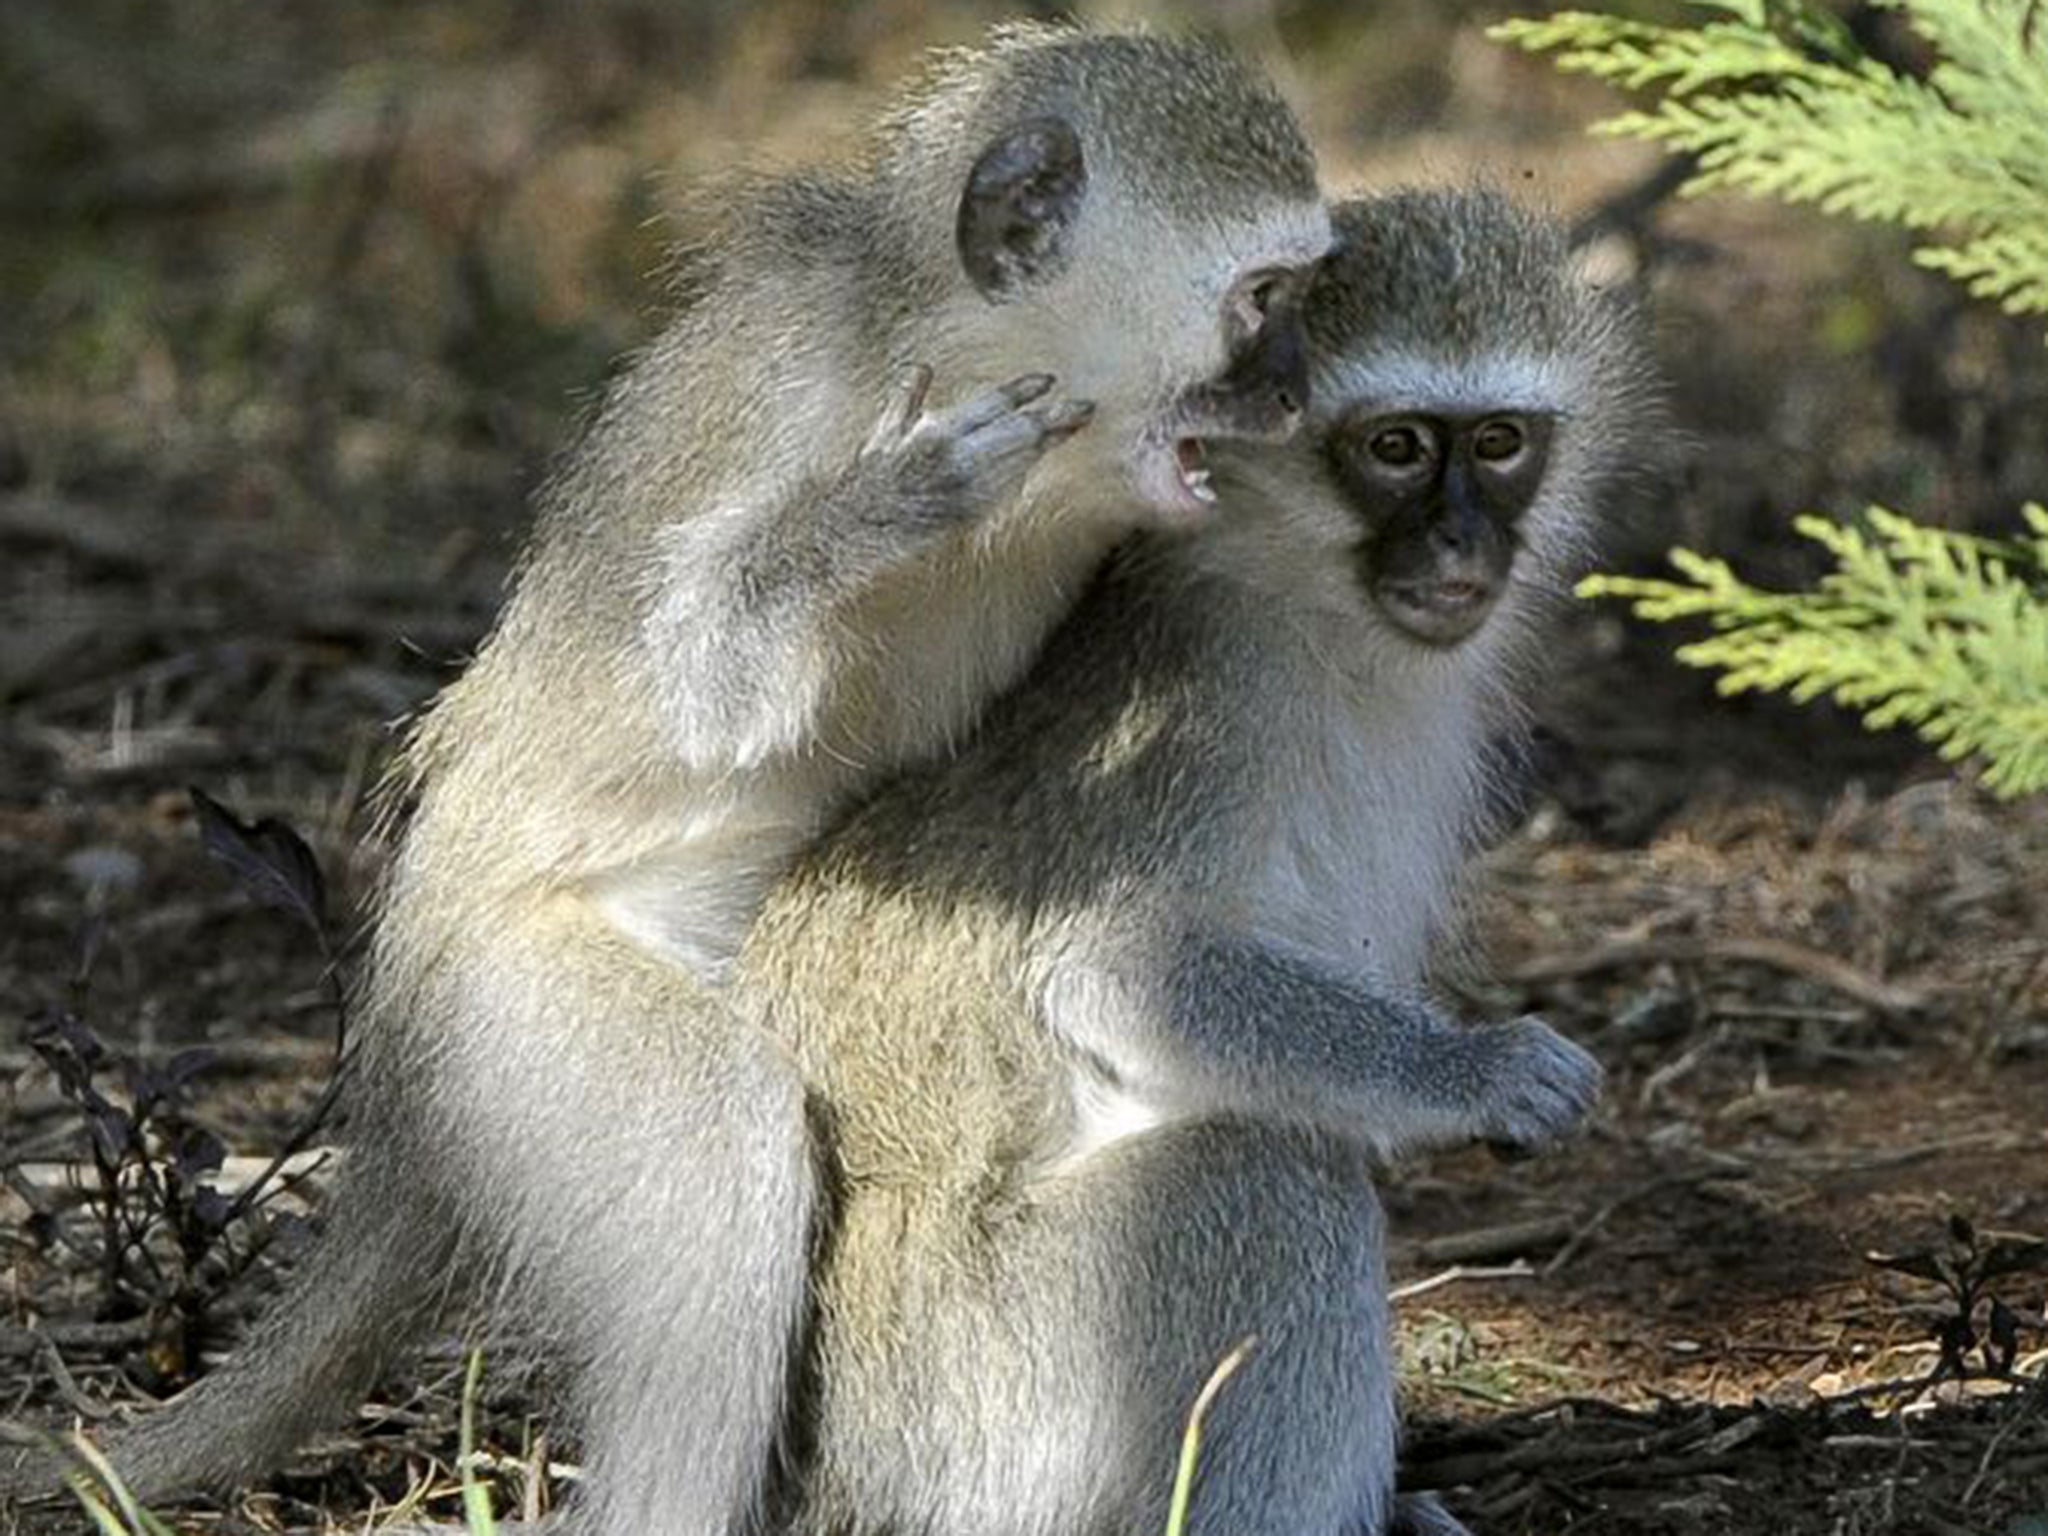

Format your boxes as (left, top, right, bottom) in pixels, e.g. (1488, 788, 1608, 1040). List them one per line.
(1134, 432, 1222, 520)
(1175, 437, 1216, 505)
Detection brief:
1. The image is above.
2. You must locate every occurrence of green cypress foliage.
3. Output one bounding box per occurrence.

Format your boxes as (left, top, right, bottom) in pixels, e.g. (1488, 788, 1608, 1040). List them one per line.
(1493, 0, 2048, 796)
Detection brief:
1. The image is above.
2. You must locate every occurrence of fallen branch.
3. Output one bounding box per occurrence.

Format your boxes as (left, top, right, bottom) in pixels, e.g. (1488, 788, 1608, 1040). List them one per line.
(0, 1320, 152, 1362)
(1508, 934, 1928, 1016)
(1392, 1261, 1535, 1302)
(1396, 1216, 1575, 1268)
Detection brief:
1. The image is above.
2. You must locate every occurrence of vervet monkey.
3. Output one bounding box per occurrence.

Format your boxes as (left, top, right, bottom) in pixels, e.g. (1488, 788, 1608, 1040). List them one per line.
(1, 28, 1330, 1536)
(738, 184, 1658, 1536)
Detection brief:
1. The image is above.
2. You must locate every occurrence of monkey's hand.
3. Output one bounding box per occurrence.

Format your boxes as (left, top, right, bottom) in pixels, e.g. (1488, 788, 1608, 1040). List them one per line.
(1466, 1016, 1602, 1153)
(641, 366, 1097, 771)
(854, 366, 1094, 544)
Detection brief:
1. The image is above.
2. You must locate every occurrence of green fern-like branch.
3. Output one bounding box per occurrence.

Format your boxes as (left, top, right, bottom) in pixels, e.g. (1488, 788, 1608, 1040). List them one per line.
(1487, 14, 1827, 94)
(1491, 0, 2048, 332)
(1503, 0, 2048, 799)
(1918, 227, 2048, 315)
(1581, 506, 2048, 796)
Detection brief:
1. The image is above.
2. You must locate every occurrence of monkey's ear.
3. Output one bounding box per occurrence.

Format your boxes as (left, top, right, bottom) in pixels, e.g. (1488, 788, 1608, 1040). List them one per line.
(956, 116, 1087, 300)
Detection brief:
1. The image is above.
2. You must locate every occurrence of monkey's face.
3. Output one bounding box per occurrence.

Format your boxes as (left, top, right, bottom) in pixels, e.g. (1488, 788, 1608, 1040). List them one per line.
(1019, 208, 1334, 526)
(1323, 408, 1556, 647)
(1128, 258, 1321, 519)
(990, 198, 1330, 526)
(948, 113, 1330, 525)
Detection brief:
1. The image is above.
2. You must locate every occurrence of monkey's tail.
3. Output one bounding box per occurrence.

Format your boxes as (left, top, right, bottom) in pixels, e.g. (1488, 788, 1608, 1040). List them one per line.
(68, 1172, 447, 1508)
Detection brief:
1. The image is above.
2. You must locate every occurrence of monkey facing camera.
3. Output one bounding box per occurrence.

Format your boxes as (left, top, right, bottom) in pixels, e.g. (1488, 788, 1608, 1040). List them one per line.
(730, 185, 1659, 1536)
(1332, 410, 1554, 646)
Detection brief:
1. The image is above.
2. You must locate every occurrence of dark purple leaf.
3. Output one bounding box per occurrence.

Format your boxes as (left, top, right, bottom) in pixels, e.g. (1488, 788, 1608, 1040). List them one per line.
(24, 1028, 78, 1089)
(190, 1185, 233, 1234)
(172, 1127, 226, 1180)
(1948, 1213, 1977, 1250)
(1935, 1313, 1975, 1374)
(1866, 1247, 1950, 1285)
(88, 1105, 134, 1168)
(189, 788, 327, 936)
(1980, 1238, 2048, 1281)
(1988, 1299, 2021, 1373)
(26, 1010, 105, 1092)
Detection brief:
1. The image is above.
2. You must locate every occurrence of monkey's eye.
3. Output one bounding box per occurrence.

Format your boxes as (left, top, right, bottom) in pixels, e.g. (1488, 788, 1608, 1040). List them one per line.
(1473, 420, 1525, 463)
(1368, 425, 1427, 467)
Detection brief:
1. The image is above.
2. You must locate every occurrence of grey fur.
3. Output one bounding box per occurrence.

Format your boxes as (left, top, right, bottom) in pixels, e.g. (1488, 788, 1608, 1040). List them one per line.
(730, 185, 1658, 1536)
(0, 26, 1328, 1536)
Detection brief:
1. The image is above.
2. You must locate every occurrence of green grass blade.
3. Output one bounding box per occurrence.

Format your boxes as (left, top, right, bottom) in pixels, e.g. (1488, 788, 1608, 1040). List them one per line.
(460, 1348, 499, 1536)
(1164, 1335, 1257, 1536)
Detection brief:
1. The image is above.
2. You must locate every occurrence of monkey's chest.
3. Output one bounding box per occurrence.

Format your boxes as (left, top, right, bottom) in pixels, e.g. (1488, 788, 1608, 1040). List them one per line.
(1245, 702, 1469, 985)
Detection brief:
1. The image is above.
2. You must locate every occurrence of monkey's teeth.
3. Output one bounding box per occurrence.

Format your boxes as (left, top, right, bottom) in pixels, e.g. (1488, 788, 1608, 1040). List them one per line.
(1174, 438, 1215, 504)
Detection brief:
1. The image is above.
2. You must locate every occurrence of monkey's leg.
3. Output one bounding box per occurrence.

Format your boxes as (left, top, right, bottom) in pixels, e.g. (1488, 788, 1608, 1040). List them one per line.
(803, 1119, 1395, 1536)
(424, 911, 816, 1536)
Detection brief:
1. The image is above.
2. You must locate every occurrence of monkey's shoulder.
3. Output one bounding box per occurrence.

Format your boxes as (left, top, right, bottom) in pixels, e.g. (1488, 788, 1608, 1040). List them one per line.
(807, 548, 1295, 898)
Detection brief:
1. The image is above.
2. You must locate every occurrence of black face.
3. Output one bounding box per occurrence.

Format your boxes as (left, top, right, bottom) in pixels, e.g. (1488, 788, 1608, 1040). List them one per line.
(1178, 267, 1315, 438)
(1324, 409, 1555, 647)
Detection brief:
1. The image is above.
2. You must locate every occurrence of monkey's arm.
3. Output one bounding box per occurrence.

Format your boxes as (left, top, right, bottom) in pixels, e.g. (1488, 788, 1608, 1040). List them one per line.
(641, 370, 1091, 771)
(1039, 927, 1599, 1161)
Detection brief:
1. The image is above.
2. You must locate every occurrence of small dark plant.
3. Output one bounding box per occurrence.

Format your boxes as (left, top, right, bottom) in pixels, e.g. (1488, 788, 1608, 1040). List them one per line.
(17, 790, 350, 1384)
(1867, 1213, 2048, 1383)
(24, 998, 224, 1316)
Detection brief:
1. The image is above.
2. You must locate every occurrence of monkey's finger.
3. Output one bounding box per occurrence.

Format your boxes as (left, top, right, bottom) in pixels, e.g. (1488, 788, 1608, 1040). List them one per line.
(870, 363, 936, 449)
(995, 370, 1059, 407)
(957, 399, 1094, 463)
(1034, 399, 1096, 442)
(936, 371, 1058, 436)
